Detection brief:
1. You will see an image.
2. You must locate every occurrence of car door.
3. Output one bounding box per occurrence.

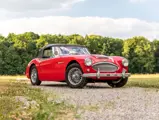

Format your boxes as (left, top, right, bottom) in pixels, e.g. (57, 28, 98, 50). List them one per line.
(38, 46, 60, 81)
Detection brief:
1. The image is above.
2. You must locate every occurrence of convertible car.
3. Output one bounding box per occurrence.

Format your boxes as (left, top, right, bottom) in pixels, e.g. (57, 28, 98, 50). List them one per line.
(25, 44, 131, 88)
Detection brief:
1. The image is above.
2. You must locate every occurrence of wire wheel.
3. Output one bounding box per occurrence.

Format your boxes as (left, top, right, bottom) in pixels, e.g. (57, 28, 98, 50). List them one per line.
(31, 68, 37, 83)
(66, 63, 87, 88)
(68, 67, 83, 85)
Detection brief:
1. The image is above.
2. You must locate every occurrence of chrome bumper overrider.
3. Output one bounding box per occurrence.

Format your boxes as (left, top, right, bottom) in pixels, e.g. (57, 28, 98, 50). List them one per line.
(82, 69, 131, 79)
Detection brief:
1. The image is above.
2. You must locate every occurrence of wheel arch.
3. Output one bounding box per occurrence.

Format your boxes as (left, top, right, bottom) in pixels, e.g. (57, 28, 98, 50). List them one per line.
(65, 60, 87, 88)
(66, 60, 80, 70)
(65, 58, 87, 73)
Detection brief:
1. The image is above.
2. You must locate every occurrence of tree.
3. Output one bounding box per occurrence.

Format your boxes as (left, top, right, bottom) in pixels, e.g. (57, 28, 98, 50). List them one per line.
(85, 35, 103, 54)
(152, 40, 159, 73)
(0, 33, 158, 75)
(123, 36, 155, 73)
(101, 37, 123, 56)
(68, 34, 85, 45)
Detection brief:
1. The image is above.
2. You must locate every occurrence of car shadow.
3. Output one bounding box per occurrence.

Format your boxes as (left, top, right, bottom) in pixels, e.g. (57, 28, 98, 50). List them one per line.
(40, 82, 111, 89)
(86, 84, 110, 89)
(41, 83, 68, 88)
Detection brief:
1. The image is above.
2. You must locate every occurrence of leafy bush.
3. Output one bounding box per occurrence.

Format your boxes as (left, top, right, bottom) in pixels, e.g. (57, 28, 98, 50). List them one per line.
(0, 32, 158, 74)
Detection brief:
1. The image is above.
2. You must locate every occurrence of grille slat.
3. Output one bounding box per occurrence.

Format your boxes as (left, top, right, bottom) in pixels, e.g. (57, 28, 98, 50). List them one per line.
(92, 62, 118, 72)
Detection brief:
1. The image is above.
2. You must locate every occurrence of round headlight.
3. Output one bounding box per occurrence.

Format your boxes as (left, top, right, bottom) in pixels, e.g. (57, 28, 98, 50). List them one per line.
(122, 59, 129, 67)
(84, 58, 92, 66)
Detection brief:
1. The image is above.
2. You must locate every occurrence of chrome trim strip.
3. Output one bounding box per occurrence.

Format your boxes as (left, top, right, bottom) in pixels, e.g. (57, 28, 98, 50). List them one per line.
(108, 57, 114, 62)
(97, 68, 100, 79)
(58, 62, 64, 64)
(83, 67, 131, 79)
(82, 73, 131, 78)
(92, 62, 117, 66)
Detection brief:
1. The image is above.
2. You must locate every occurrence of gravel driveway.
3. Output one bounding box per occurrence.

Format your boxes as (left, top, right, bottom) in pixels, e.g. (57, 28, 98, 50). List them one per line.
(37, 82, 159, 120)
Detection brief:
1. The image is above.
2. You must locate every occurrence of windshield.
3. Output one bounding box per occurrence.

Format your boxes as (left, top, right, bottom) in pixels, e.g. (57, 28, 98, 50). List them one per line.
(59, 46, 90, 55)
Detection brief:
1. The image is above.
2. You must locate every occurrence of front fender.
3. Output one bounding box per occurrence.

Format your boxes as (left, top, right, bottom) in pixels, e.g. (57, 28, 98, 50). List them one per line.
(25, 58, 40, 79)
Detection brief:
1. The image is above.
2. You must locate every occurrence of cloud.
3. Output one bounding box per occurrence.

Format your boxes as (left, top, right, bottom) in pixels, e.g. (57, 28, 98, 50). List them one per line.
(0, 16, 158, 40)
(0, 0, 84, 12)
(0, 0, 85, 19)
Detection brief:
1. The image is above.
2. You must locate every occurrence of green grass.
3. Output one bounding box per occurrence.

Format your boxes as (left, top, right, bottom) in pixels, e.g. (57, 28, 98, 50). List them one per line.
(126, 77, 159, 88)
(0, 80, 76, 120)
(0, 75, 25, 80)
(0, 74, 159, 119)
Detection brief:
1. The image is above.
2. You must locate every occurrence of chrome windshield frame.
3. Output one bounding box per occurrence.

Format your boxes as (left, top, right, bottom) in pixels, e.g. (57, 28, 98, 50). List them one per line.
(55, 46, 91, 56)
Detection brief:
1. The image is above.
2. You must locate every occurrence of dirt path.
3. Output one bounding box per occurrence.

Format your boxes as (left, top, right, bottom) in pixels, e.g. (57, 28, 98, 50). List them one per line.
(36, 82, 159, 120)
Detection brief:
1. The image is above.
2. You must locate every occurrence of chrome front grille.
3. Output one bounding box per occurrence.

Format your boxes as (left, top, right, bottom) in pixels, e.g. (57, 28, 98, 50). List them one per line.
(92, 62, 118, 72)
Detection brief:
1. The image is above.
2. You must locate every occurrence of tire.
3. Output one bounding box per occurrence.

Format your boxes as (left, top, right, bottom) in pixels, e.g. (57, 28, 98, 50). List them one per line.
(30, 65, 41, 86)
(66, 63, 87, 88)
(107, 78, 128, 88)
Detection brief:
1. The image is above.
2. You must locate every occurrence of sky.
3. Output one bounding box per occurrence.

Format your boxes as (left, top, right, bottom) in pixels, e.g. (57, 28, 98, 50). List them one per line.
(0, 0, 158, 40)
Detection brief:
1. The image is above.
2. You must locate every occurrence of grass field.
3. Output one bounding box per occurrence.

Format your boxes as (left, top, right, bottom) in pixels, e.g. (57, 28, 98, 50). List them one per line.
(1, 74, 159, 89)
(0, 74, 159, 119)
(1, 74, 159, 88)
(127, 74, 159, 88)
(0, 77, 76, 120)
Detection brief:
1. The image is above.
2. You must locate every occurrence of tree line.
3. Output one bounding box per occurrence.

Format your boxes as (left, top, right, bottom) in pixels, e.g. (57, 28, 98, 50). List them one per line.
(0, 32, 159, 75)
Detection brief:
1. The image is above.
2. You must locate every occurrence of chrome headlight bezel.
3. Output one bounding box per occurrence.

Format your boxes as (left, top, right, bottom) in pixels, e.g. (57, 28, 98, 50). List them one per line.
(122, 58, 129, 67)
(84, 58, 92, 66)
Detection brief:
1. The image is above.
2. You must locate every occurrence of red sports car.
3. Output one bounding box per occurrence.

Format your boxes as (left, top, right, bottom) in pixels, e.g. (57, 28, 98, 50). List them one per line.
(25, 44, 131, 88)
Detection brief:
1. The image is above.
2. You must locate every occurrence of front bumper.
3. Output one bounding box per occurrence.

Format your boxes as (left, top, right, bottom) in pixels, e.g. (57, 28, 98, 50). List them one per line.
(82, 69, 131, 79)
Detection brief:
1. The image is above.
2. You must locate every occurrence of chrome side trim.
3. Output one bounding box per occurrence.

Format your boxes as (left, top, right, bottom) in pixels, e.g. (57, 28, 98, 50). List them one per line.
(58, 62, 64, 64)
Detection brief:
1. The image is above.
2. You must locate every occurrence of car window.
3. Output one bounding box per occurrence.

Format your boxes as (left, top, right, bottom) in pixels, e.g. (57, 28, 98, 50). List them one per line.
(52, 47, 60, 56)
(43, 48, 53, 58)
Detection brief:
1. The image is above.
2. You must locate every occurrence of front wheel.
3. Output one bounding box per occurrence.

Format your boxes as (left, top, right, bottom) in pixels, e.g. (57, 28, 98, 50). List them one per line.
(66, 63, 87, 88)
(107, 78, 128, 88)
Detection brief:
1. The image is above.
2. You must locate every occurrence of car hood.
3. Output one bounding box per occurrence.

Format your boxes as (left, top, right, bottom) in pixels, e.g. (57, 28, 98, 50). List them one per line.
(63, 54, 124, 64)
(90, 54, 124, 64)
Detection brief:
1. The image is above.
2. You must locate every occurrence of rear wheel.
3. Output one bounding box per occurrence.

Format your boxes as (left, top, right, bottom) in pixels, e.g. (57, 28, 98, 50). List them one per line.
(107, 78, 128, 88)
(66, 63, 87, 88)
(30, 65, 41, 86)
